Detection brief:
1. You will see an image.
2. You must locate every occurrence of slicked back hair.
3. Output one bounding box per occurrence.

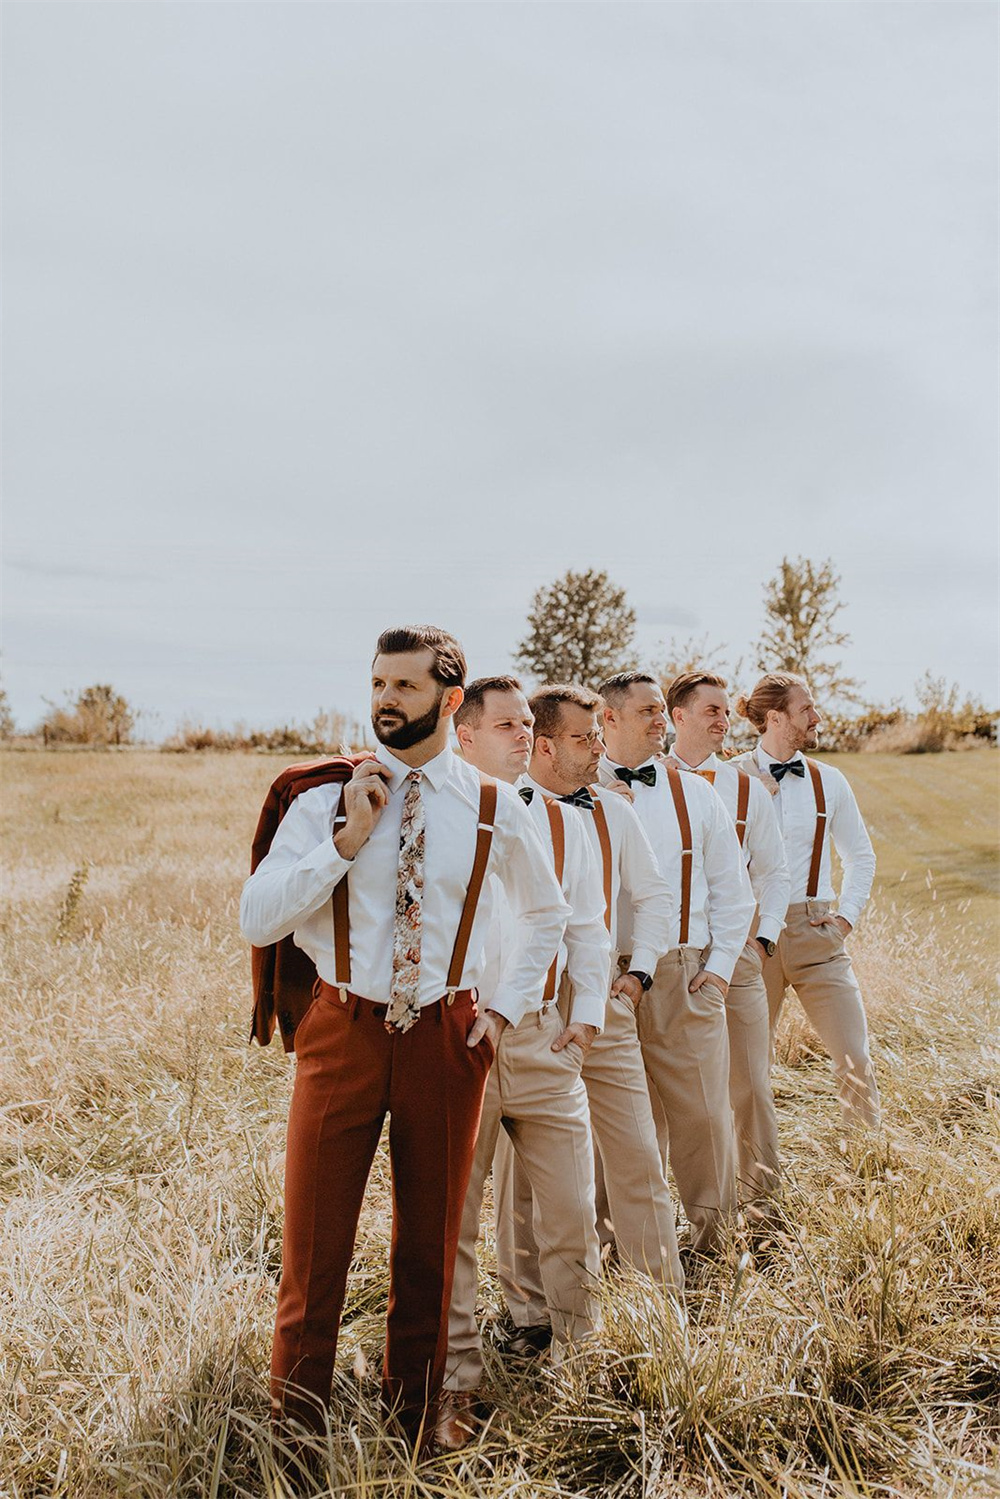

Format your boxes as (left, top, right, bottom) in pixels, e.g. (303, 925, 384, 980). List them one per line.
(529, 684, 601, 740)
(666, 671, 729, 722)
(373, 626, 466, 688)
(452, 675, 524, 730)
(597, 670, 659, 710)
(734, 672, 809, 733)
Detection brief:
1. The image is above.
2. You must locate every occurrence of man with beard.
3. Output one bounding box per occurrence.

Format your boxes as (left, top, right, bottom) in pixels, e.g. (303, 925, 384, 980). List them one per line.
(438, 677, 608, 1448)
(665, 672, 789, 1207)
(731, 673, 880, 1128)
(493, 682, 683, 1348)
(240, 628, 568, 1452)
(597, 671, 754, 1256)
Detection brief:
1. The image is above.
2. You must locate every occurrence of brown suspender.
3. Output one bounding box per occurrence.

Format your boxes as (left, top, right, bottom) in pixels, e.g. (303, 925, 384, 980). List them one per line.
(734, 770, 750, 849)
(330, 774, 499, 1003)
(805, 758, 826, 899)
(447, 778, 499, 993)
(588, 787, 614, 932)
(541, 798, 566, 1005)
(665, 764, 693, 945)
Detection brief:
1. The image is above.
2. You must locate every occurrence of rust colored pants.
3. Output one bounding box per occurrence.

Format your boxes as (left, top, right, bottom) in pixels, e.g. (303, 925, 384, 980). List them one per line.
(271, 980, 493, 1446)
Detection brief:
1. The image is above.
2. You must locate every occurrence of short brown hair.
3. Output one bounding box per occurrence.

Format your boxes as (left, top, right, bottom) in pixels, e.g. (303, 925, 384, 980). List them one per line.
(452, 675, 524, 729)
(666, 671, 728, 721)
(529, 684, 601, 740)
(597, 670, 659, 709)
(734, 672, 808, 733)
(373, 626, 466, 688)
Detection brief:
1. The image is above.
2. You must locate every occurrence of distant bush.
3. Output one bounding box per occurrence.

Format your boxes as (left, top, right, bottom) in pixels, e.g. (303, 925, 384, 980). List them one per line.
(821, 676, 996, 754)
(40, 684, 135, 746)
(162, 708, 367, 755)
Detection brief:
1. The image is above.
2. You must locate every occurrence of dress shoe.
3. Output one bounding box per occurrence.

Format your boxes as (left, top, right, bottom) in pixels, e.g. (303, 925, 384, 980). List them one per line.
(434, 1390, 482, 1451)
(503, 1323, 553, 1360)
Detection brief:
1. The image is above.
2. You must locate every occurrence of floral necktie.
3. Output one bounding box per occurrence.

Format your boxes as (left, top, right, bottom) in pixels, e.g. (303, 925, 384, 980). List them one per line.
(387, 771, 424, 1032)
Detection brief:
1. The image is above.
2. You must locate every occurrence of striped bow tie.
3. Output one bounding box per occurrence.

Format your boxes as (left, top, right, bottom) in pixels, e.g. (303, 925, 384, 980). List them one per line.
(614, 765, 657, 789)
(770, 761, 805, 782)
(559, 787, 595, 810)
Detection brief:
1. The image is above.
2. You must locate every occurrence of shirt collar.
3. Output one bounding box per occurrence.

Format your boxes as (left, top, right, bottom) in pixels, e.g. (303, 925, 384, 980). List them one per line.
(520, 772, 559, 801)
(601, 753, 657, 775)
(669, 750, 718, 772)
(374, 742, 455, 793)
(755, 744, 803, 772)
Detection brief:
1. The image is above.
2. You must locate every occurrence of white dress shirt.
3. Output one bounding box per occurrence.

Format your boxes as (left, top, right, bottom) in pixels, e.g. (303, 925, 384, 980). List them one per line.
(737, 745, 876, 927)
(580, 784, 674, 974)
(598, 755, 755, 985)
(240, 744, 570, 1018)
(512, 775, 612, 1030)
(667, 751, 790, 946)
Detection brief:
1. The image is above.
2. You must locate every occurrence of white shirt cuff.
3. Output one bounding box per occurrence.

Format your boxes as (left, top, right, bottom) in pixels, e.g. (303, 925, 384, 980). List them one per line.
(567, 993, 605, 1031)
(486, 988, 529, 1028)
(628, 945, 660, 977)
(702, 946, 739, 985)
(755, 917, 783, 946)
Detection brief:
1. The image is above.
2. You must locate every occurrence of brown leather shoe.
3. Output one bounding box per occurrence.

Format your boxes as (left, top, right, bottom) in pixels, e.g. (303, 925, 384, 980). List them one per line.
(434, 1390, 481, 1451)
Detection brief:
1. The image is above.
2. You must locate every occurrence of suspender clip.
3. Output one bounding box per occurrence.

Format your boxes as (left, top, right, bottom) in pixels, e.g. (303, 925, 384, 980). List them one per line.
(445, 988, 457, 1006)
(338, 987, 349, 1005)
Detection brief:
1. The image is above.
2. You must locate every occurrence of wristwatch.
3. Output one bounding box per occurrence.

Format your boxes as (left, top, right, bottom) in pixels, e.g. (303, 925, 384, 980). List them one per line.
(627, 970, 654, 991)
(755, 937, 777, 958)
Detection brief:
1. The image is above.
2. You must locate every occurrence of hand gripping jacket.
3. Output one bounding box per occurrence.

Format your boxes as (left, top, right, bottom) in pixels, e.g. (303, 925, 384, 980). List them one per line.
(249, 755, 371, 1050)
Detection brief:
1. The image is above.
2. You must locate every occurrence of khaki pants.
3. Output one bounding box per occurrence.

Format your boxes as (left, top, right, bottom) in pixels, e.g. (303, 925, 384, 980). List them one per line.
(444, 1006, 600, 1392)
(639, 947, 737, 1252)
(764, 900, 881, 1129)
(726, 940, 781, 1202)
(495, 975, 683, 1329)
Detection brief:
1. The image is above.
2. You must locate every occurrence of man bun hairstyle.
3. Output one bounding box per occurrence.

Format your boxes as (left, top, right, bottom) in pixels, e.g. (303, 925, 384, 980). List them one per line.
(666, 670, 728, 722)
(529, 683, 601, 740)
(734, 672, 808, 733)
(453, 674, 524, 730)
(597, 670, 658, 709)
(373, 626, 467, 688)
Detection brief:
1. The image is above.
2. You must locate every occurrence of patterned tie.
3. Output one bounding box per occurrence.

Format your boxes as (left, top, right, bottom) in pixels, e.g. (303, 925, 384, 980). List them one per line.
(387, 771, 425, 1033)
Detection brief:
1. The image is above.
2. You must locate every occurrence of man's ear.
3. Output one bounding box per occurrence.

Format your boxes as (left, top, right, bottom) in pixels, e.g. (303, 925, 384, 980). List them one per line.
(602, 704, 617, 729)
(440, 686, 464, 722)
(454, 720, 472, 754)
(533, 734, 555, 763)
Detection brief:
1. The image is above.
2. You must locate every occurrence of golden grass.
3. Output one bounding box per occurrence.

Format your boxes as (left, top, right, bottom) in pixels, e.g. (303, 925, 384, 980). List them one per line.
(1, 750, 998, 1498)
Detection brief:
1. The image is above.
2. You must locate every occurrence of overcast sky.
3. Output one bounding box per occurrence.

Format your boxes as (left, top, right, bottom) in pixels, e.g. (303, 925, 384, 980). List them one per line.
(3, 1, 997, 736)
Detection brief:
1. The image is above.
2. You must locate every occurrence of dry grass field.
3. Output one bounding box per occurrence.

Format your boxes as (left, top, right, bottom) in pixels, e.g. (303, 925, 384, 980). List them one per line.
(1, 749, 998, 1499)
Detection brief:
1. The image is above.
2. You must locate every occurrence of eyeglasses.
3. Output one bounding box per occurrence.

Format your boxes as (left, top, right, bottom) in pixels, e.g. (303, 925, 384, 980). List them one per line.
(549, 731, 603, 747)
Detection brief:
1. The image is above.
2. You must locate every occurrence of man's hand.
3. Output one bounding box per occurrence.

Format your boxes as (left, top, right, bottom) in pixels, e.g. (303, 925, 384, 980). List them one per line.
(606, 780, 634, 804)
(810, 912, 852, 938)
(334, 761, 391, 860)
(551, 1021, 598, 1057)
(610, 972, 644, 1006)
(466, 1008, 508, 1051)
(689, 969, 729, 1000)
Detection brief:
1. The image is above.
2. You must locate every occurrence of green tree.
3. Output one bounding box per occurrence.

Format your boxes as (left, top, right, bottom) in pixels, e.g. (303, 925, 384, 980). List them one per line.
(755, 557, 860, 705)
(515, 568, 636, 688)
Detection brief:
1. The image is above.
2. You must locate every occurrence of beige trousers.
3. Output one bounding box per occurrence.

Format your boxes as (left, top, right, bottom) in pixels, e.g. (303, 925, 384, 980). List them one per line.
(444, 1006, 600, 1392)
(726, 940, 781, 1201)
(763, 899, 881, 1129)
(494, 975, 683, 1329)
(639, 947, 737, 1252)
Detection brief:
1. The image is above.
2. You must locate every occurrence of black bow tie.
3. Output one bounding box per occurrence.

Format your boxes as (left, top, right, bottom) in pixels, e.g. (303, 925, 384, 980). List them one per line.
(769, 760, 805, 782)
(518, 786, 534, 805)
(614, 764, 657, 789)
(559, 787, 595, 811)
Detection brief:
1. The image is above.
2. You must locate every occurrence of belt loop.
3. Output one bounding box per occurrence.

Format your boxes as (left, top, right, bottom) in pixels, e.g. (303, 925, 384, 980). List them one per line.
(436, 998, 445, 1024)
(350, 994, 360, 1020)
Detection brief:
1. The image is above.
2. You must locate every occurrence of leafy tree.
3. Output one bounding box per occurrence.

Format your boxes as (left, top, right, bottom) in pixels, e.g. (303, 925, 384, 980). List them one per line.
(42, 684, 136, 746)
(755, 556, 860, 705)
(515, 569, 636, 688)
(652, 632, 735, 690)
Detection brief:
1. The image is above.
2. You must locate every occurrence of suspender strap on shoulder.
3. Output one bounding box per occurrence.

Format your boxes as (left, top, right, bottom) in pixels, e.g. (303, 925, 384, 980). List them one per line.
(331, 782, 351, 1000)
(542, 799, 566, 1004)
(588, 788, 613, 931)
(665, 764, 694, 945)
(734, 770, 750, 849)
(805, 758, 827, 899)
(445, 776, 499, 996)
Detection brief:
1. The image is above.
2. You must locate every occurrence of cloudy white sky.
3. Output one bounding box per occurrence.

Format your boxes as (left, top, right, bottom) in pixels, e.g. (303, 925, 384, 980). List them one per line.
(4, 1, 997, 735)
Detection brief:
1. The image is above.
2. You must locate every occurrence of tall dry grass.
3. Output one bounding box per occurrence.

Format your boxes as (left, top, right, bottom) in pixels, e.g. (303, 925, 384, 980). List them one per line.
(1, 752, 997, 1498)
